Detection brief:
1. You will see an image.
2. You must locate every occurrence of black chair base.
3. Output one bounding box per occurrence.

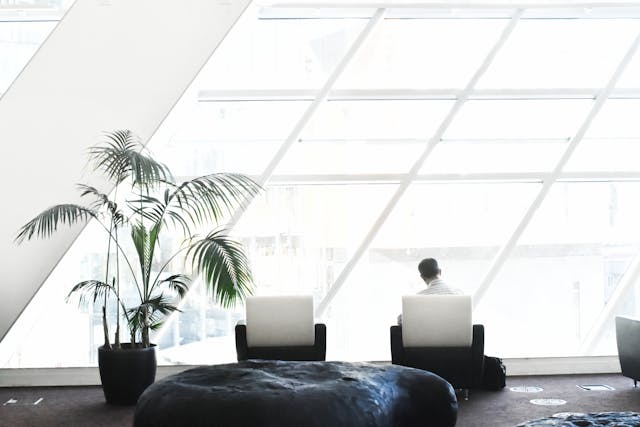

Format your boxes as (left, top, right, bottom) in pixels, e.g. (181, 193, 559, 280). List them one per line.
(235, 323, 326, 361)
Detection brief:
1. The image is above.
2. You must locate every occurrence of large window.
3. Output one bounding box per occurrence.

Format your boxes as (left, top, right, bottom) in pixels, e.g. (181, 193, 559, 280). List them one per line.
(4, 3, 640, 367)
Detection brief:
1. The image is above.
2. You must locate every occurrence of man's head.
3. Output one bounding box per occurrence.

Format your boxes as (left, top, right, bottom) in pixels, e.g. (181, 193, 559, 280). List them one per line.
(418, 258, 441, 282)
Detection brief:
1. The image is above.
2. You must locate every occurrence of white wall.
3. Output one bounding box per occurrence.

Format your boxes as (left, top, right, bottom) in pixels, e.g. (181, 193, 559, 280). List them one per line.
(0, 0, 251, 345)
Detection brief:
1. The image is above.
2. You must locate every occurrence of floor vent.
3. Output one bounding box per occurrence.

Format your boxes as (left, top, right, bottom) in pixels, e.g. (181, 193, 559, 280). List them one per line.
(510, 386, 543, 393)
(530, 398, 567, 406)
(3, 398, 44, 406)
(577, 384, 615, 391)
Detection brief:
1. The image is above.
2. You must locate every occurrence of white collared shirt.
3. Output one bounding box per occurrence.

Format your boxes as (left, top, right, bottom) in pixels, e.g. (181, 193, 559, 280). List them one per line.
(418, 278, 462, 295)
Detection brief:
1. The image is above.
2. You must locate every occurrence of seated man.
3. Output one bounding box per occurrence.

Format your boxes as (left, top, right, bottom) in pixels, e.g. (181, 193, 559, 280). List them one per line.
(398, 258, 462, 324)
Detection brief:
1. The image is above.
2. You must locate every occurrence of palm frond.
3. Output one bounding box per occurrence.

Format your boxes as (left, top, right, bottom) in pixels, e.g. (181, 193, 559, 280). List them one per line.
(89, 130, 172, 189)
(186, 229, 254, 308)
(16, 204, 96, 243)
(66, 279, 113, 307)
(77, 184, 111, 210)
(127, 294, 179, 332)
(76, 184, 126, 226)
(166, 173, 261, 229)
(130, 223, 160, 291)
(157, 274, 191, 298)
(127, 195, 166, 225)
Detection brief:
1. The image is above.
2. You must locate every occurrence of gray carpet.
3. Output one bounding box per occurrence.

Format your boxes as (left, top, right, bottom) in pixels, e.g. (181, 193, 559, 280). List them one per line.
(458, 373, 640, 426)
(0, 373, 638, 426)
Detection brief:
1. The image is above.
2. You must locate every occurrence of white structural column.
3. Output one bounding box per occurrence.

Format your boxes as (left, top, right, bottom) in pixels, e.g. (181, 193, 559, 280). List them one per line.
(579, 252, 640, 354)
(0, 0, 251, 346)
(473, 30, 640, 308)
(316, 10, 523, 317)
(226, 8, 386, 227)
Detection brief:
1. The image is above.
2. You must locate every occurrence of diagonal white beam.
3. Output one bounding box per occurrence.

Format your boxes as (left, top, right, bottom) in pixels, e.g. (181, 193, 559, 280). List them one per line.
(579, 251, 640, 354)
(226, 7, 386, 228)
(316, 10, 523, 317)
(473, 29, 640, 309)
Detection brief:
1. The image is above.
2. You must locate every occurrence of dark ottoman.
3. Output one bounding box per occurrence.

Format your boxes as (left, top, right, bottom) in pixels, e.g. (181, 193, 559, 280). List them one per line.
(135, 360, 457, 427)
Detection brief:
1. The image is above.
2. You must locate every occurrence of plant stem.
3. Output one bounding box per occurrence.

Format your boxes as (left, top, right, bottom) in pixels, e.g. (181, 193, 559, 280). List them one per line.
(112, 276, 120, 348)
(142, 308, 150, 348)
(114, 224, 121, 349)
(102, 306, 111, 350)
(102, 220, 113, 349)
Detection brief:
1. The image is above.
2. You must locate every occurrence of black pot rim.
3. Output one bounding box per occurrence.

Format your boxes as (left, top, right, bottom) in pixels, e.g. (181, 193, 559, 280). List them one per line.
(99, 343, 157, 352)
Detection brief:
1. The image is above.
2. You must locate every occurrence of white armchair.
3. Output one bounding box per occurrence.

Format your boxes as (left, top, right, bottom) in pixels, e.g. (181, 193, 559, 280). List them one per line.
(391, 295, 484, 394)
(235, 295, 326, 361)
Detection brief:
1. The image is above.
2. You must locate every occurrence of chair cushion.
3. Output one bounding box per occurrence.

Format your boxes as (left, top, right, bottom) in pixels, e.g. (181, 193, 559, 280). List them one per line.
(246, 296, 315, 347)
(402, 295, 472, 347)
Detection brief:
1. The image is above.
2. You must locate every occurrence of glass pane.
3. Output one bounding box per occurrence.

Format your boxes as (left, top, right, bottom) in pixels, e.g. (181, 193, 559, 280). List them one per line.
(567, 100, 640, 172)
(426, 100, 591, 175)
(582, 99, 640, 138)
(444, 100, 592, 140)
(0, 0, 72, 18)
(615, 40, 640, 88)
(423, 140, 565, 175)
(277, 100, 453, 175)
(198, 11, 366, 90)
(0, 22, 57, 93)
(153, 101, 310, 176)
(566, 139, 640, 172)
(478, 19, 639, 88)
(480, 182, 640, 358)
(336, 19, 504, 89)
(3, 221, 106, 368)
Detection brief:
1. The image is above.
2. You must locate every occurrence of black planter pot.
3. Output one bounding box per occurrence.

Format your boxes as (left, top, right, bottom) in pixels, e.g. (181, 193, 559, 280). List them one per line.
(98, 343, 157, 405)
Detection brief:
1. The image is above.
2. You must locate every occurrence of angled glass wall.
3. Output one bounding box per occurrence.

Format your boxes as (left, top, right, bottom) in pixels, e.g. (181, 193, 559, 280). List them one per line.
(5, 3, 640, 367)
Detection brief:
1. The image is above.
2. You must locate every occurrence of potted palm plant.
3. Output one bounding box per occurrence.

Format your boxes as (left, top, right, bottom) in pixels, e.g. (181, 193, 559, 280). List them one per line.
(16, 130, 261, 405)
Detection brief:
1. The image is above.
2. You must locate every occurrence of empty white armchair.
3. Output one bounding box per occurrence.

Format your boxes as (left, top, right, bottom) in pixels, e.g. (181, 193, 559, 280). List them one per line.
(391, 295, 484, 393)
(235, 295, 326, 361)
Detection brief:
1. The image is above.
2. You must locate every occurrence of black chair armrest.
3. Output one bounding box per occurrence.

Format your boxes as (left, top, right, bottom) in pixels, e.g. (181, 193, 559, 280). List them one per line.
(471, 324, 485, 387)
(390, 325, 404, 365)
(235, 324, 249, 361)
(314, 323, 327, 361)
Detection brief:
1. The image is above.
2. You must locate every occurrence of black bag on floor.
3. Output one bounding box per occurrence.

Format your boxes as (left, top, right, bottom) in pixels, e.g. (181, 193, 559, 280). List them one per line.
(481, 356, 506, 390)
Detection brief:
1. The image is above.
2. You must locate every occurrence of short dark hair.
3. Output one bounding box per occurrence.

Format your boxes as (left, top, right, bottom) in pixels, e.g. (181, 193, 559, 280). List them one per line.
(418, 258, 440, 279)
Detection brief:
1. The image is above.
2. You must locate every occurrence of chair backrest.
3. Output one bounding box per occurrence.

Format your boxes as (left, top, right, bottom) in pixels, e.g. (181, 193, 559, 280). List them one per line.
(616, 315, 640, 361)
(246, 295, 315, 347)
(402, 295, 473, 347)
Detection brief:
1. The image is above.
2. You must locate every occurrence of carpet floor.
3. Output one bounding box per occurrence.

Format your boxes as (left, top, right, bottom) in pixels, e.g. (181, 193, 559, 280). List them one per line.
(0, 373, 638, 426)
(458, 373, 640, 426)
